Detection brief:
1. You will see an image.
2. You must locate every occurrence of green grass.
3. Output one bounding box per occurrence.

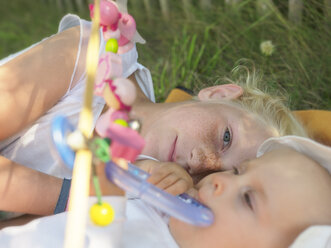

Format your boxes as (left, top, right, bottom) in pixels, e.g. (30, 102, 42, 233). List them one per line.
(1, 0, 330, 110)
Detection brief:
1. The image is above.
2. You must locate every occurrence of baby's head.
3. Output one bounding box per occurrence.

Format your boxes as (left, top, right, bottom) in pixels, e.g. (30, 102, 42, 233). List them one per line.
(169, 136, 331, 248)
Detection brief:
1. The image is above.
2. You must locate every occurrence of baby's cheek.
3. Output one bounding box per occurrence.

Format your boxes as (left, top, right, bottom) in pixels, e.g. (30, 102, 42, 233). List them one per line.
(168, 217, 197, 245)
(185, 188, 199, 199)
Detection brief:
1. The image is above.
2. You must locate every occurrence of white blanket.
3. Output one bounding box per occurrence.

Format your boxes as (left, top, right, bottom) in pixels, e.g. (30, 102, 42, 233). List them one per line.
(290, 226, 331, 248)
(0, 196, 178, 248)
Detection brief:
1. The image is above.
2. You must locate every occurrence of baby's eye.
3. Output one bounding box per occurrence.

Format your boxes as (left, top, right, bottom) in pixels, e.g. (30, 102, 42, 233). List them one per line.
(242, 190, 255, 212)
(233, 167, 239, 175)
(222, 127, 231, 149)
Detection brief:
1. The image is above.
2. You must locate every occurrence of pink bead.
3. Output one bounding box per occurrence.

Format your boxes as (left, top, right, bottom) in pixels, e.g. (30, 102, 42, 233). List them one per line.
(95, 109, 130, 137)
(107, 123, 145, 162)
(95, 109, 112, 137)
(110, 110, 129, 122)
(112, 78, 137, 106)
(118, 13, 136, 46)
(99, 0, 121, 27)
(110, 142, 141, 162)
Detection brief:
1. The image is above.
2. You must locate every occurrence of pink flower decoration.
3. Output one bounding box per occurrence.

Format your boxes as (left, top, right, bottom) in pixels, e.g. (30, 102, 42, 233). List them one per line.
(94, 52, 122, 96)
(118, 13, 136, 46)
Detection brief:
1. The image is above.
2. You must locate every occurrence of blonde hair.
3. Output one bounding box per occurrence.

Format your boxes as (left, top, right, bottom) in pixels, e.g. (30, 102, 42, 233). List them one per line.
(214, 63, 307, 137)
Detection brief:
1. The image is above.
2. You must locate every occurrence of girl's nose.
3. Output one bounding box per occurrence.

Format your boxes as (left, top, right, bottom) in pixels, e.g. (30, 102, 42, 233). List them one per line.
(189, 147, 221, 174)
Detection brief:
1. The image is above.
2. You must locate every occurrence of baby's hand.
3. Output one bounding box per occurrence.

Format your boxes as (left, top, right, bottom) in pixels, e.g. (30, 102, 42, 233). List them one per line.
(135, 160, 193, 196)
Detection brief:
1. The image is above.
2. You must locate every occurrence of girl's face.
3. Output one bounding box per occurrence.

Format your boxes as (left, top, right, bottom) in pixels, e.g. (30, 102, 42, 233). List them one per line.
(169, 148, 331, 248)
(141, 100, 276, 181)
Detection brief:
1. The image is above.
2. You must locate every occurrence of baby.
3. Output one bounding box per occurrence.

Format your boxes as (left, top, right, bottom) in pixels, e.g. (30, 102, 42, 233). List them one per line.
(0, 135, 330, 248)
(170, 135, 331, 248)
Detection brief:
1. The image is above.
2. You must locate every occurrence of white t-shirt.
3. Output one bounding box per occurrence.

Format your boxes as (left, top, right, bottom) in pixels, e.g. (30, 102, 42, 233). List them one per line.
(0, 14, 155, 179)
(0, 196, 179, 248)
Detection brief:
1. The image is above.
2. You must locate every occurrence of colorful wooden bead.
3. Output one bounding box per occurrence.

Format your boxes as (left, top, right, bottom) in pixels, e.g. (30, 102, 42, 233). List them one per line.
(91, 138, 111, 162)
(118, 13, 136, 46)
(66, 130, 87, 151)
(114, 119, 128, 127)
(128, 119, 141, 132)
(99, 0, 120, 27)
(90, 202, 115, 226)
(112, 78, 137, 106)
(105, 38, 119, 53)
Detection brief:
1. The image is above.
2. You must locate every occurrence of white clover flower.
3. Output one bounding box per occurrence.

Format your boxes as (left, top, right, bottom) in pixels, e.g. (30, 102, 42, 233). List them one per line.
(260, 40, 275, 56)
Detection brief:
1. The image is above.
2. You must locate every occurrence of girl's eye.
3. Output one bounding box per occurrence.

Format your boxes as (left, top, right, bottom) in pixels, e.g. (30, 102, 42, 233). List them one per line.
(222, 128, 231, 149)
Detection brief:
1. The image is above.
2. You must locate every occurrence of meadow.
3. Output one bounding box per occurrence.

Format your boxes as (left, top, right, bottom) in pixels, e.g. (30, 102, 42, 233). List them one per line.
(1, 0, 330, 109)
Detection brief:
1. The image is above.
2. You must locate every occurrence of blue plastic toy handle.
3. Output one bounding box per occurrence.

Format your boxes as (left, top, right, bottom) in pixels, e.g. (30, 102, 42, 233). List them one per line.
(105, 161, 214, 226)
(51, 115, 76, 169)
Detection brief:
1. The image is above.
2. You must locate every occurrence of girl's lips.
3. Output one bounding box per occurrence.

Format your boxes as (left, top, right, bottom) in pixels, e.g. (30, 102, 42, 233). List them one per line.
(168, 135, 178, 162)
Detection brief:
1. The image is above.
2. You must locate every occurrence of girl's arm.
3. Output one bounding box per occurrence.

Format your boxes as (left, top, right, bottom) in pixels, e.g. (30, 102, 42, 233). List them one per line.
(0, 26, 80, 140)
(0, 155, 124, 216)
(0, 155, 62, 215)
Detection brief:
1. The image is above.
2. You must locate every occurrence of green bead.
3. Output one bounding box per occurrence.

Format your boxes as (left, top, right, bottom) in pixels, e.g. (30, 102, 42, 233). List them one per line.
(104, 138, 111, 145)
(114, 119, 128, 127)
(105, 38, 118, 53)
(92, 138, 110, 162)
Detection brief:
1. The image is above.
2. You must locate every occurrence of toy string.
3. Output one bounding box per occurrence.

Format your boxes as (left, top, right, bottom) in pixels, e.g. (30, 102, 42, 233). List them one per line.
(63, 0, 100, 247)
(92, 163, 103, 205)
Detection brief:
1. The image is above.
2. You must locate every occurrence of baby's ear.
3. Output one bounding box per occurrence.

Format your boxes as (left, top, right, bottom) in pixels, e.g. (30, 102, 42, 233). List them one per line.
(197, 84, 243, 101)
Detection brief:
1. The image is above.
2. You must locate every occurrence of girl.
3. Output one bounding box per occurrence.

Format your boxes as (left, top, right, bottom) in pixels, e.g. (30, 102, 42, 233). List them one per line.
(0, 13, 306, 218)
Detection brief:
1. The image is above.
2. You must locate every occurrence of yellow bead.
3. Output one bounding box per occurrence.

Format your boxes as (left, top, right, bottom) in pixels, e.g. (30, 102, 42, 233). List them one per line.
(90, 202, 115, 226)
(105, 38, 118, 53)
(114, 119, 128, 127)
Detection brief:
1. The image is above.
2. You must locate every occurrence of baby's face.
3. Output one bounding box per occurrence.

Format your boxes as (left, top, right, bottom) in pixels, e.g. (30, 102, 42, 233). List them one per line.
(141, 100, 275, 182)
(169, 148, 331, 248)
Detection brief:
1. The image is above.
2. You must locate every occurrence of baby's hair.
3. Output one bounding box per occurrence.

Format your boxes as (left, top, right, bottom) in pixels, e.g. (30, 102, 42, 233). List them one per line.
(205, 61, 307, 137)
